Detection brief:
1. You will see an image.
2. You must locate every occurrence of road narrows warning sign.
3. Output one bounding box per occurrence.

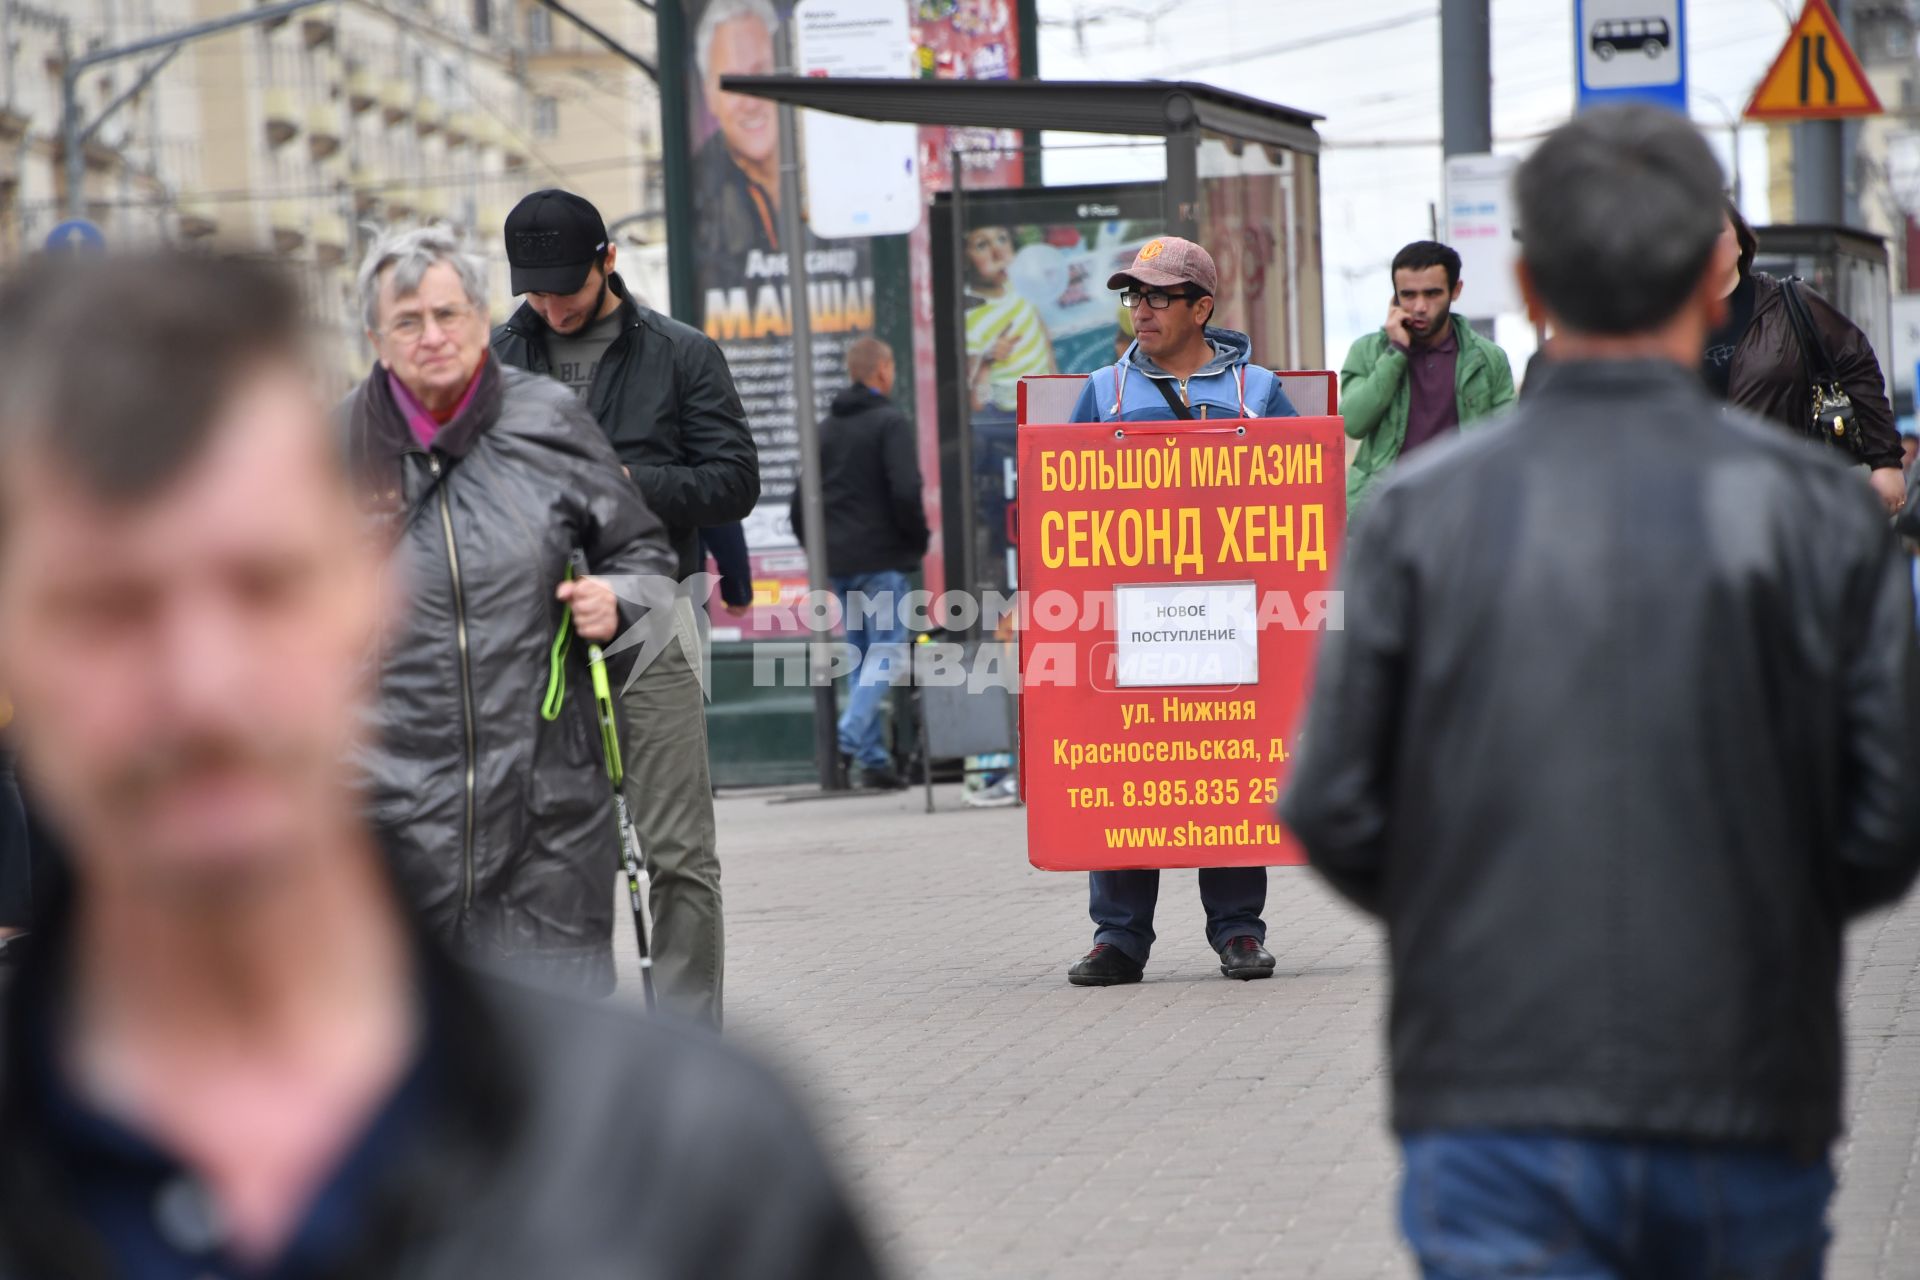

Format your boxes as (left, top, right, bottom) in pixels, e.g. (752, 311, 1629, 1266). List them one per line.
(1745, 0, 1883, 121)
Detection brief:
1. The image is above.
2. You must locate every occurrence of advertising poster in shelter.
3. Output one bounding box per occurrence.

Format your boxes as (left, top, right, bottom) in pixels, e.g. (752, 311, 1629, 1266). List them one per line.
(685, 0, 877, 632)
(932, 182, 1164, 602)
(906, 0, 1027, 598)
(686, 0, 1031, 633)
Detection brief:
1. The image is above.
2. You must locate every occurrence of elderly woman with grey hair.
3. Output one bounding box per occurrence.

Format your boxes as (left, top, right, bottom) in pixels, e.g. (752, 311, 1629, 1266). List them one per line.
(345, 225, 675, 994)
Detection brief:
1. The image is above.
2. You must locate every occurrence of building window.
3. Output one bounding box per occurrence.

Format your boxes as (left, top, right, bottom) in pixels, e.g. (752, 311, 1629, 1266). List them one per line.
(528, 6, 552, 50)
(533, 95, 558, 137)
(473, 0, 491, 36)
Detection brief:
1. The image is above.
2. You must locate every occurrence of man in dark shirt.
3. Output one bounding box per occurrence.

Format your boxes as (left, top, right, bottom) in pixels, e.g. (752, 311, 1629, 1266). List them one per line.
(494, 189, 757, 1026)
(788, 338, 929, 790)
(0, 250, 880, 1279)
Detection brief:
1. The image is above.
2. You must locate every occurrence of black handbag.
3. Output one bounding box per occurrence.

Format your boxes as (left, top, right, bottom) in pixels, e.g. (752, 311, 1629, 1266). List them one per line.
(1779, 279, 1866, 459)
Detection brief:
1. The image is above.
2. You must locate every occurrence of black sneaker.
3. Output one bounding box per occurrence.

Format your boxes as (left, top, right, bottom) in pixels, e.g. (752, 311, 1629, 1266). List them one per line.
(1219, 936, 1276, 980)
(1068, 943, 1144, 987)
(854, 763, 908, 791)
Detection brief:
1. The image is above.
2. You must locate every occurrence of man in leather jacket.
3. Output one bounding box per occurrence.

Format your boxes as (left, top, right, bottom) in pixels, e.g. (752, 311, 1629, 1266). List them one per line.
(1283, 106, 1920, 1275)
(494, 191, 754, 1024)
(0, 251, 880, 1279)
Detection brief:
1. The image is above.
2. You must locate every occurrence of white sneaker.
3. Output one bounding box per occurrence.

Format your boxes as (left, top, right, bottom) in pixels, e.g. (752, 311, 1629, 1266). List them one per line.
(963, 775, 1019, 808)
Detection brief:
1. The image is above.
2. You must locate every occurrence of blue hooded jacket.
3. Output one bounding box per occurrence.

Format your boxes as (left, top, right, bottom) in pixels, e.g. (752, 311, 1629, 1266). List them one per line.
(1068, 327, 1297, 424)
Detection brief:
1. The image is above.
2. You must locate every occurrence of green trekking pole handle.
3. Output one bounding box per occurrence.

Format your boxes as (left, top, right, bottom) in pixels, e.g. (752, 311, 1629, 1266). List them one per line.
(561, 551, 654, 1008)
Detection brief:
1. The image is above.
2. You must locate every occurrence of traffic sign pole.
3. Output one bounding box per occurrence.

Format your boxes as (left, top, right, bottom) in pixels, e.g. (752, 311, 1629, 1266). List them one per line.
(1800, 0, 1848, 227)
(1742, 0, 1882, 229)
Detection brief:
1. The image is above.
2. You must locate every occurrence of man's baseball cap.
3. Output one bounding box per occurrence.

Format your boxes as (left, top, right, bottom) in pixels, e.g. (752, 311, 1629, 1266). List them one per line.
(504, 189, 609, 295)
(1107, 236, 1218, 296)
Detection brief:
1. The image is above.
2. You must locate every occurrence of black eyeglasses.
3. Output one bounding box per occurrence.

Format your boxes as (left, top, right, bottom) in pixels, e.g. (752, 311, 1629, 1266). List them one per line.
(1120, 289, 1201, 311)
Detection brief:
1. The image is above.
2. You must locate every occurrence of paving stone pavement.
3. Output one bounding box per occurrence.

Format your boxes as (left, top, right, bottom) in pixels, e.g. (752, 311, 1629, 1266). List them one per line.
(613, 785, 1920, 1280)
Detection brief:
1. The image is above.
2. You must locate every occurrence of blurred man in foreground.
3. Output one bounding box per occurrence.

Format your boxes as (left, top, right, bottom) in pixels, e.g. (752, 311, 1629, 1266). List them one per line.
(1283, 105, 1920, 1275)
(0, 251, 880, 1277)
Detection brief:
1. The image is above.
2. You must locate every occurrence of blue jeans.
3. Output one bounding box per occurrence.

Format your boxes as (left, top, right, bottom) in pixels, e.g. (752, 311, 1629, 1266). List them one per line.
(832, 570, 911, 771)
(1400, 1131, 1834, 1280)
(1088, 868, 1266, 964)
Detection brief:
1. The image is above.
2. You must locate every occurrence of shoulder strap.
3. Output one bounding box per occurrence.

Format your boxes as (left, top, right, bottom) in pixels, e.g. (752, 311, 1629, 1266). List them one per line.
(1101, 363, 1129, 419)
(1781, 280, 1842, 387)
(1150, 375, 1195, 421)
(1095, 365, 1119, 420)
(1240, 365, 1275, 417)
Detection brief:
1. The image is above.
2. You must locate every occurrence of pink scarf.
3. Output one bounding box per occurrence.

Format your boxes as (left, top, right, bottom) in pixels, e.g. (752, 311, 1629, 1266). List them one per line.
(386, 355, 487, 448)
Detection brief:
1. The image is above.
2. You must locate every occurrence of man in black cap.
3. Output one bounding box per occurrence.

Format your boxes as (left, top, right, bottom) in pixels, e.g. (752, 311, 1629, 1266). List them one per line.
(493, 189, 758, 1026)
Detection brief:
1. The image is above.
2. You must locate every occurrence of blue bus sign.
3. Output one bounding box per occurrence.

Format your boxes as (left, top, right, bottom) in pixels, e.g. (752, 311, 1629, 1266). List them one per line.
(1576, 0, 1687, 115)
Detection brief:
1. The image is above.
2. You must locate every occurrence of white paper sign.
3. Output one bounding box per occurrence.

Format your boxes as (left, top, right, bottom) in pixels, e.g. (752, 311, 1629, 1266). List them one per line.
(1114, 582, 1259, 689)
(795, 0, 921, 239)
(1443, 152, 1522, 319)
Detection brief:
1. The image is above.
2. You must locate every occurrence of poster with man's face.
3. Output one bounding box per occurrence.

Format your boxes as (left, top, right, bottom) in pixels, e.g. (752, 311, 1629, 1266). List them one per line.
(692, 0, 782, 283)
(683, 0, 1033, 631)
(688, 0, 877, 575)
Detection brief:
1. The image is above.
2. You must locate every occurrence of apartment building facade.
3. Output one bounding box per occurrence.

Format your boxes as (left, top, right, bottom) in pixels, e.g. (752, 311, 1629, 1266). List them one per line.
(2, 0, 665, 384)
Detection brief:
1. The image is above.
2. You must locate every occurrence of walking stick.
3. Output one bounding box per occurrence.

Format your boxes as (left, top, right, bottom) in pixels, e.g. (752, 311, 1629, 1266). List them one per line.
(552, 552, 655, 1008)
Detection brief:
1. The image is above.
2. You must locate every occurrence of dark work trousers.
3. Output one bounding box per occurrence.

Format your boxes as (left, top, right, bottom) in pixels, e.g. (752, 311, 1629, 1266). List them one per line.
(1088, 868, 1267, 965)
(0, 750, 32, 928)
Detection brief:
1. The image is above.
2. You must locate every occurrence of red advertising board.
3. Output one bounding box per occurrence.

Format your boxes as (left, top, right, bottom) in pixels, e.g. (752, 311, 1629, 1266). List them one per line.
(1016, 416, 1346, 871)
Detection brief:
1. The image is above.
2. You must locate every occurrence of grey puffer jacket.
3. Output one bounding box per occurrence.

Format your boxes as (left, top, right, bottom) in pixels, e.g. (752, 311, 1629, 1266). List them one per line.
(345, 359, 675, 994)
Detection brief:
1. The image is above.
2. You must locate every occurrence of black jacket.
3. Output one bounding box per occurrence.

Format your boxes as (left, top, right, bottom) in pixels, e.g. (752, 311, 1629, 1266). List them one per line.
(492, 276, 760, 579)
(0, 900, 883, 1279)
(1281, 359, 1920, 1153)
(788, 386, 930, 578)
(1729, 273, 1901, 472)
(344, 360, 677, 995)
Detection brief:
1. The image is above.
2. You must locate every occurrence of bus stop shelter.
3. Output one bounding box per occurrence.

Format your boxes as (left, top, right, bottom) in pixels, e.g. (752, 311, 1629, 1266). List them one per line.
(715, 75, 1323, 246)
(717, 74, 1331, 570)
(712, 76, 1327, 792)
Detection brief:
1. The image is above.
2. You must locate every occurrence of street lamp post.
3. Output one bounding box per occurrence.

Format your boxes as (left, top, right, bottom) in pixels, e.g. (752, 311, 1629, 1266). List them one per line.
(60, 0, 333, 222)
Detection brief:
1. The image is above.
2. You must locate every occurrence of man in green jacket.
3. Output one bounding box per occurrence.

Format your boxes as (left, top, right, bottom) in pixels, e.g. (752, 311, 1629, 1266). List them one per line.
(1342, 241, 1517, 514)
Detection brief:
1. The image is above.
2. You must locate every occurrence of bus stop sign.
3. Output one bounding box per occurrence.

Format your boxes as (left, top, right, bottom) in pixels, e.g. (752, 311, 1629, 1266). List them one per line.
(1576, 0, 1687, 115)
